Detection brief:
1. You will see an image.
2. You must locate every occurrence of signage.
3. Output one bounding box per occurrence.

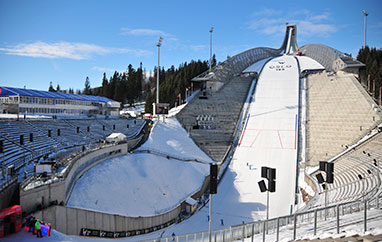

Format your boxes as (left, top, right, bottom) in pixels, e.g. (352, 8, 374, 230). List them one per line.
(80, 219, 176, 238)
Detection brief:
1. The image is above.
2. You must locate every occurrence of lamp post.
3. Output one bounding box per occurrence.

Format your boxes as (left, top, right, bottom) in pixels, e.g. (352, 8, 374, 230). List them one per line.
(156, 37, 163, 106)
(209, 27, 213, 73)
(362, 10, 368, 48)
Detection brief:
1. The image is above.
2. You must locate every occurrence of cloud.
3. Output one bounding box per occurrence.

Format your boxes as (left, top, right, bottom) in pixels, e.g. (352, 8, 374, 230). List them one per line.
(253, 8, 282, 17)
(91, 66, 117, 73)
(0, 41, 152, 60)
(248, 9, 337, 38)
(189, 45, 206, 51)
(295, 20, 337, 37)
(121, 28, 171, 37)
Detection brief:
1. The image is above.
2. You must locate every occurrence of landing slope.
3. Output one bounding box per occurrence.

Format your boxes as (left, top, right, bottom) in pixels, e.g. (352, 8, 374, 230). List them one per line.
(237, 55, 300, 218)
(67, 118, 211, 216)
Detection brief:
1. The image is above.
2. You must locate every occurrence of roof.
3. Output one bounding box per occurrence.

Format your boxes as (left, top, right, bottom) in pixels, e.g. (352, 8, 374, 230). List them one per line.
(0, 86, 117, 103)
(295, 56, 325, 72)
(106, 133, 126, 139)
(185, 197, 197, 205)
(340, 56, 365, 68)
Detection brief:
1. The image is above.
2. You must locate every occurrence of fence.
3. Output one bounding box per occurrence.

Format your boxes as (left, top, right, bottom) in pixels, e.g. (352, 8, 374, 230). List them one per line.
(146, 194, 382, 242)
(31, 202, 182, 236)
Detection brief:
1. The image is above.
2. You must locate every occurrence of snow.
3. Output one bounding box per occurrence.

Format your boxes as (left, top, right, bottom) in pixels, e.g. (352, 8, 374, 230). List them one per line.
(3, 206, 382, 242)
(167, 103, 187, 118)
(105, 132, 126, 142)
(185, 197, 197, 206)
(6, 57, 382, 242)
(66, 118, 211, 216)
(242, 57, 272, 73)
(166, 89, 200, 118)
(0, 113, 52, 119)
(235, 55, 300, 218)
(295, 55, 325, 72)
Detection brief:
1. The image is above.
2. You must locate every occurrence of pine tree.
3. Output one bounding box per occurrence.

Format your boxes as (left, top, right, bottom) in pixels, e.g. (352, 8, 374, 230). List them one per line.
(144, 91, 153, 113)
(84, 77, 91, 95)
(102, 73, 109, 97)
(212, 54, 217, 67)
(48, 82, 55, 92)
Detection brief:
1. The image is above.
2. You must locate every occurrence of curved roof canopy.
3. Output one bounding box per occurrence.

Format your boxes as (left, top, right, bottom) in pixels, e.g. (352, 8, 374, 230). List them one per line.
(0, 86, 116, 103)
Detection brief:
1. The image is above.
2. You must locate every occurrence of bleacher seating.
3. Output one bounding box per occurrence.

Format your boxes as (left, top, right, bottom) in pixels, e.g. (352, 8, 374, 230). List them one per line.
(306, 71, 382, 167)
(0, 118, 146, 171)
(311, 132, 382, 208)
(0, 121, 58, 169)
(177, 76, 252, 162)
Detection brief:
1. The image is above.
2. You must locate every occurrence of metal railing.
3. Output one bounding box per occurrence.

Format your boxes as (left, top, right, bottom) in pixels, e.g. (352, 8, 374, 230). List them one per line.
(19, 121, 147, 191)
(145, 194, 382, 242)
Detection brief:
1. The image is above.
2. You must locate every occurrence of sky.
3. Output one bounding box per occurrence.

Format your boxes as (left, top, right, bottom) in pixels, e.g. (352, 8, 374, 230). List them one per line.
(0, 0, 381, 92)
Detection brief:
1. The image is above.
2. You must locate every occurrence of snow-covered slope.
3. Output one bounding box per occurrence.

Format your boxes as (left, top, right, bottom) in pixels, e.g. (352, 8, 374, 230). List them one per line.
(67, 118, 211, 216)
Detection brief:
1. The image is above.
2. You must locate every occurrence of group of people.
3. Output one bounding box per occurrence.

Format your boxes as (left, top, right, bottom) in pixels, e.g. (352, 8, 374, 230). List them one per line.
(24, 216, 50, 238)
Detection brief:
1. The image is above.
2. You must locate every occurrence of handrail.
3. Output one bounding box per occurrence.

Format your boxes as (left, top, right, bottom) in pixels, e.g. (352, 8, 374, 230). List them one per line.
(20, 121, 147, 191)
(146, 194, 382, 242)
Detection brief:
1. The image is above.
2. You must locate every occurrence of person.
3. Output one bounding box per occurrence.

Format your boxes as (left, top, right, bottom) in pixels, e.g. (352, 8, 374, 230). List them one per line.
(220, 219, 224, 226)
(31, 217, 36, 234)
(171, 232, 176, 241)
(35, 219, 42, 238)
(23, 216, 32, 231)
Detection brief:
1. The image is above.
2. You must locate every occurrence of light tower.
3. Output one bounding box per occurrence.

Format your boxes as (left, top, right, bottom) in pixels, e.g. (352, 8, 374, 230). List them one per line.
(156, 36, 163, 105)
(362, 10, 368, 48)
(209, 27, 213, 73)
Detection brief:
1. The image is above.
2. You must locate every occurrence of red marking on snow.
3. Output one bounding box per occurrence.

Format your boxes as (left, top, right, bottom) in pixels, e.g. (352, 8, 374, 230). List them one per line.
(250, 130, 262, 148)
(277, 131, 284, 149)
(246, 128, 294, 132)
(239, 129, 246, 147)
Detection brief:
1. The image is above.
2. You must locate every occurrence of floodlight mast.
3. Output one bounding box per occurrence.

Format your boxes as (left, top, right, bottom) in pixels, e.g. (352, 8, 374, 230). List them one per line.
(362, 10, 368, 48)
(156, 37, 163, 105)
(209, 27, 213, 73)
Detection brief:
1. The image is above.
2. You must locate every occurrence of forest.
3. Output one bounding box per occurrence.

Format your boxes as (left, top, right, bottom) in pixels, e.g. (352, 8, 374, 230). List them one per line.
(48, 57, 213, 113)
(48, 46, 382, 114)
(357, 46, 382, 101)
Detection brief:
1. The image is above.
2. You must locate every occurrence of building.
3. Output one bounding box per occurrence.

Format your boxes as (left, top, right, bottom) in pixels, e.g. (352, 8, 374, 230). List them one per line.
(0, 86, 120, 117)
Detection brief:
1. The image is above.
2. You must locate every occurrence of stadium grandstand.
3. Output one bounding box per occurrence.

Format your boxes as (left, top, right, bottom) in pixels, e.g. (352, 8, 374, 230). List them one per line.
(0, 86, 120, 117)
(1, 25, 382, 242)
(0, 86, 148, 213)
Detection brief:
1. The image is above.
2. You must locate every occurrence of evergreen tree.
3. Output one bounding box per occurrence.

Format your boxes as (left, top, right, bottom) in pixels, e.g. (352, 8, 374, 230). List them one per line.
(102, 73, 109, 97)
(144, 90, 153, 113)
(212, 54, 217, 68)
(357, 46, 382, 100)
(48, 82, 55, 92)
(84, 76, 91, 95)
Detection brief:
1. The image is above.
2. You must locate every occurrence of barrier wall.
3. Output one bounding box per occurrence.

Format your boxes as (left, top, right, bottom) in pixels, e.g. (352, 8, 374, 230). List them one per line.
(20, 138, 140, 215)
(20, 125, 207, 236)
(0, 177, 18, 210)
(31, 193, 183, 236)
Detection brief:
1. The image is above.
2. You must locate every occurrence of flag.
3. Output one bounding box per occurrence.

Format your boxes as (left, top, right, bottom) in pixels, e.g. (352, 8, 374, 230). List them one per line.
(286, 22, 289, 25)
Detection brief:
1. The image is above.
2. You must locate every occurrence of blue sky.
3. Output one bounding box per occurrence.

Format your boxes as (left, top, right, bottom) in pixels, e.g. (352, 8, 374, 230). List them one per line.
(0, 0, 381, 91)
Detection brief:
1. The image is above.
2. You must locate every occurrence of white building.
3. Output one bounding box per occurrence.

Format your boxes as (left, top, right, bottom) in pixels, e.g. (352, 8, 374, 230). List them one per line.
(0, 86, 120, 117)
